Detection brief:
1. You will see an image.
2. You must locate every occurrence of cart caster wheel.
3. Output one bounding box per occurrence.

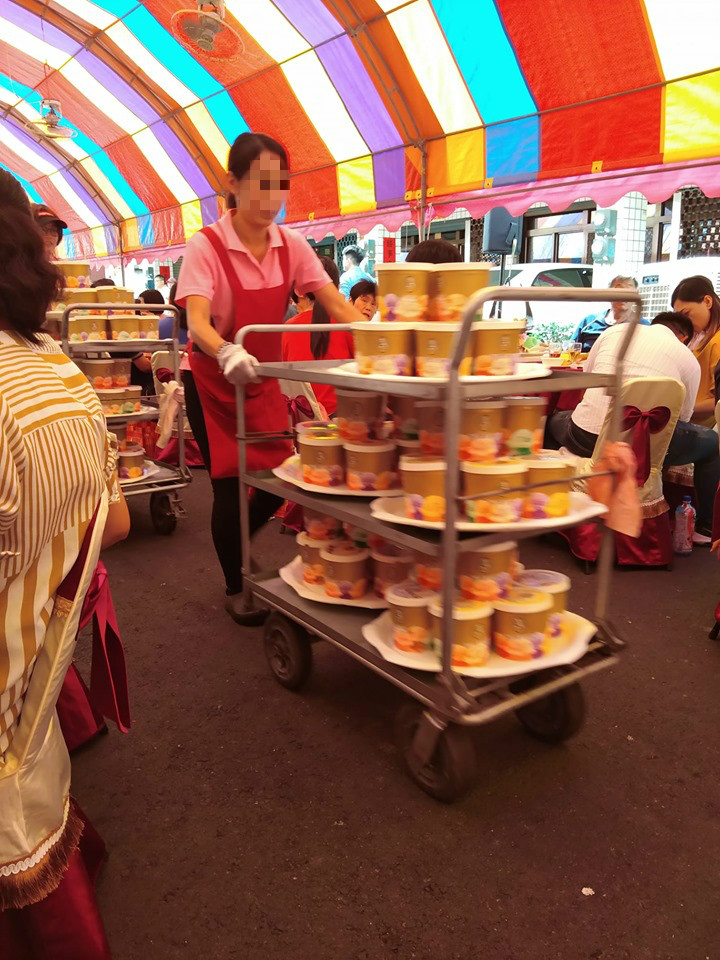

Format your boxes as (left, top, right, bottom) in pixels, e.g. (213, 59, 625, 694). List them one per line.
(263, 614, 313, 690)
(394, 703, 477, 803)
(150, 493, 177, 535)
(514, 680, 586, 744)
(709, 622, 720, 641)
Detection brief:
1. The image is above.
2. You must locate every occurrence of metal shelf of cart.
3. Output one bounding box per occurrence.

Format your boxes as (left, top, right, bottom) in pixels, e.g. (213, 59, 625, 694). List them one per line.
(253, 358, 614, 400)
(242, 472, 608, 556)
(64, 338, 176, 354)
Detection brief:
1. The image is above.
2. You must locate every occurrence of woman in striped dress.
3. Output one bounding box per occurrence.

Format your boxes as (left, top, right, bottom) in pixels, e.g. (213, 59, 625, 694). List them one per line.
(0, 172, 129, 958)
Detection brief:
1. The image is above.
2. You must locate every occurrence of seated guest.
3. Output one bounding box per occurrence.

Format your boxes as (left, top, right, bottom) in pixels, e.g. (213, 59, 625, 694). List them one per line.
(549, 311, 720, 540)
(128, 289, 167, 393)
(159, 282, 189, 345)
(349, 279, 377, 320)
(571, 275, 648, 352)
(139, 287, 164, 306)
(339, 245, 374, 299)
(671, 275, 720, 427)
(282, 256, 355, 416)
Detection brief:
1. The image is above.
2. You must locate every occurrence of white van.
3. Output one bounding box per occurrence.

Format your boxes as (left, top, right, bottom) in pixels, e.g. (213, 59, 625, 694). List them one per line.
(486, 258, 720, 335)
(485, 262, 607, 333)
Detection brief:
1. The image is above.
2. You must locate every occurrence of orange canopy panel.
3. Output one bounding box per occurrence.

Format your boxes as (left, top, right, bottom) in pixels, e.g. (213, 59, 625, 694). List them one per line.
(0, 0, 717, 259)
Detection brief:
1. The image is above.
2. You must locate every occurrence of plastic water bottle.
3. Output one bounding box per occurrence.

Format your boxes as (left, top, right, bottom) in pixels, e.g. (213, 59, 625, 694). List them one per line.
(673, 496, 696, 555)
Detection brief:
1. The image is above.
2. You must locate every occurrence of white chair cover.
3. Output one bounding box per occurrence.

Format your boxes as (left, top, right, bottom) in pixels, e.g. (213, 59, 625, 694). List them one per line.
(569, 377, 685, 516)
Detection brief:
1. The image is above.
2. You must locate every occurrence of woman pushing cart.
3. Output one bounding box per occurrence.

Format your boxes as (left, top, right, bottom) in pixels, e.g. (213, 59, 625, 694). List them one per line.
(176, 133, 363, 624)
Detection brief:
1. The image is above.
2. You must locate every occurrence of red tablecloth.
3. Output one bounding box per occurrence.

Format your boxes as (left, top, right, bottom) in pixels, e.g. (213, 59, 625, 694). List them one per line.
(542, 366, 586, 418)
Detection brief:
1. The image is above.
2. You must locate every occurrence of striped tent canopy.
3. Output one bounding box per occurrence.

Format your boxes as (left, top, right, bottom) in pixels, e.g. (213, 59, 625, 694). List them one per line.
(1, 0, 719, 261)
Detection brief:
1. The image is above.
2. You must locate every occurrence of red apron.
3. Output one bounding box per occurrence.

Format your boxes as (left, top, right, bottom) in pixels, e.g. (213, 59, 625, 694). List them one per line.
(189, 226, 293, 478)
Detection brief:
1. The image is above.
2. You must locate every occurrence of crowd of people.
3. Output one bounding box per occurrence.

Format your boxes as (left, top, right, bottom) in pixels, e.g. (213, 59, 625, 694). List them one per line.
(549, 274, 720, 541)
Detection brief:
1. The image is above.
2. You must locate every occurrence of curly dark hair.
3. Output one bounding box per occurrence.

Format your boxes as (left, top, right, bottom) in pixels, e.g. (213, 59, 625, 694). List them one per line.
(0, 171, 63, 342)
(349, 279, 377, 302)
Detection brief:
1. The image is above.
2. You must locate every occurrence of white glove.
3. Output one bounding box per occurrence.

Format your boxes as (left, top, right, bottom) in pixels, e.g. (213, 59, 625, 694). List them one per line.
(217, 342, 260, 385)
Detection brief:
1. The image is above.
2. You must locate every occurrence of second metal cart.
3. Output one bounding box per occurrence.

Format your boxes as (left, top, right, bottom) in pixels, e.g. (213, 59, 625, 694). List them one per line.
(60, 302, 191, 534)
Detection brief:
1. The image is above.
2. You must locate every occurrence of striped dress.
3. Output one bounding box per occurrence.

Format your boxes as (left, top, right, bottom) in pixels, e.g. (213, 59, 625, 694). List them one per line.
(0, 330, 117, 759)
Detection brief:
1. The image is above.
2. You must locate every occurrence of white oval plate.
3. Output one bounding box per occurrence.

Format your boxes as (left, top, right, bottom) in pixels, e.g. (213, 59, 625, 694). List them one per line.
(273, 455, 404, 498)
(106, 404, 157, 421)
(370, 491, 606, 532)
(280, 556, 387, 609)
(326, 361, 552, 385)
(362, 610, 595, 678)
(119, 460, 159, 486)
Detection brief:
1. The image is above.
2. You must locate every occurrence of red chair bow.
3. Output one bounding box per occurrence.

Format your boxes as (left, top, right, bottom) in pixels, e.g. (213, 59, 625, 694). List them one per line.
(286, 395, 316, 427)
(622, 404, 671, 486)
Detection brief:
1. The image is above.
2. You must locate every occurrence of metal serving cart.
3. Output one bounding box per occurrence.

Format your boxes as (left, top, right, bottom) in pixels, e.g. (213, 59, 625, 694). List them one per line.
(61, 302, 191, 534)
(235, 286, 641, 802)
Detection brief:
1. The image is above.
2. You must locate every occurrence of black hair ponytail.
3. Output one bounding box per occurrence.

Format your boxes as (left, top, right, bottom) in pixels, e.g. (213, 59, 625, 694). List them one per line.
(309, 256, 340, 359)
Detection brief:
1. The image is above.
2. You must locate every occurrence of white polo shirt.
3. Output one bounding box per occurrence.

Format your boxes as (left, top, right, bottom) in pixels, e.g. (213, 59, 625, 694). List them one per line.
(571, 323, 700, 435)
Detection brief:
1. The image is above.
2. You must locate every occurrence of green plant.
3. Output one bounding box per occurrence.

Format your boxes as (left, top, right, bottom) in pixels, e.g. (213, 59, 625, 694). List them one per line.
(529, 319, 577, 343)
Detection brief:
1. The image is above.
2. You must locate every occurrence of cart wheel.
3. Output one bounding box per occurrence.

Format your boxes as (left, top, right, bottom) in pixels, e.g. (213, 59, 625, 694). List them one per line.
(263, 614, 313, 690)
(150, 492, 177, 535)
(394, 703, 477, 803)
(514, 680, 586, 744)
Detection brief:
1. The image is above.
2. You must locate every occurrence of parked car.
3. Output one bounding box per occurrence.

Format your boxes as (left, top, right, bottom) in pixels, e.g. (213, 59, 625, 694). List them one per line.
(483, 257, 720, 339)
(482, 262, 607, 337)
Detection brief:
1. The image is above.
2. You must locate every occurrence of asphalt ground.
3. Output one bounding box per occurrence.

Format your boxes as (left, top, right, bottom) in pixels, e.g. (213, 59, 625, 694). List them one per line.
(72, 471, 720, 960)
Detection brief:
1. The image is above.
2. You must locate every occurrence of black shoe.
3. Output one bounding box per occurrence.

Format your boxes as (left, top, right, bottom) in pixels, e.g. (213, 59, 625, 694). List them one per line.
(224, 593, 269, 626)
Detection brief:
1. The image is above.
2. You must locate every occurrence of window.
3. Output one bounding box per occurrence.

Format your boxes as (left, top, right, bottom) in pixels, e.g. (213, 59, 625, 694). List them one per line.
(535, 211, 587, 229)
(312, 240, 335, 259)
(522, 203, 595, 263)
(558, 232, 586, 263)
(528, 234, 554, 262)
(400, 219, 466, 258)
(531, 267, 593, 288)
(644, 199, 673, 263)
(428, 227, 465, 259)
(400, 224, 419, 252)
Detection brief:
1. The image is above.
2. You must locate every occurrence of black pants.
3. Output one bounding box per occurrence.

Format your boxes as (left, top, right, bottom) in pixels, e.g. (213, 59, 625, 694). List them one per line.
(548, 410, 598, 458)
(183, 369, 282, 594)
(664, 420, 720, 533)
(182, 369, 211, 468)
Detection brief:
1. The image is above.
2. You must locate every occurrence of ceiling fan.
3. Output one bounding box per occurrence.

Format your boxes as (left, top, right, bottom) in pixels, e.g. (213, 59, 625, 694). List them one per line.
(24, 98, 77, 140)
(171, 0, 245, 61)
